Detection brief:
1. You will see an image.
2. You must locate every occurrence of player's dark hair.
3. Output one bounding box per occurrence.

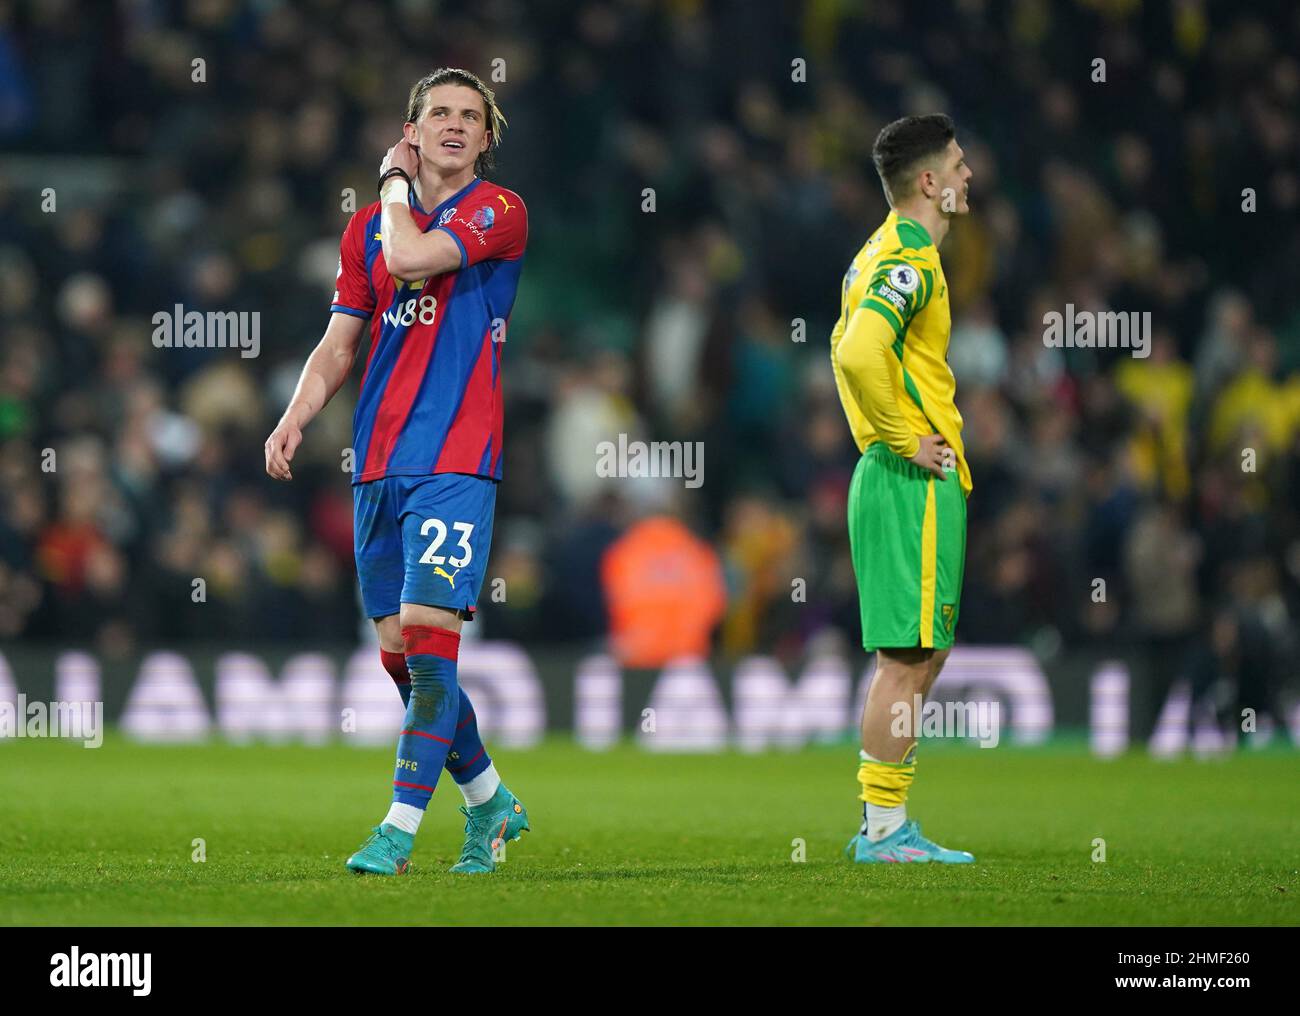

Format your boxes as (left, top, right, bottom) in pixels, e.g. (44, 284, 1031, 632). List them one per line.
(872, 114, 955, 205)
(405, 67, 508, 178)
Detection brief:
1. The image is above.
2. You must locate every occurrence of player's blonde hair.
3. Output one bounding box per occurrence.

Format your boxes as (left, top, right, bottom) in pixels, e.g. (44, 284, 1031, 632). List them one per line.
(405, 68, 507, 178)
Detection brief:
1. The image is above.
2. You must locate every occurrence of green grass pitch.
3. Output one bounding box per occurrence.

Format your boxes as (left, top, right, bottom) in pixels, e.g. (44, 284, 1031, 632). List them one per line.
(1, 735, 1296, 926)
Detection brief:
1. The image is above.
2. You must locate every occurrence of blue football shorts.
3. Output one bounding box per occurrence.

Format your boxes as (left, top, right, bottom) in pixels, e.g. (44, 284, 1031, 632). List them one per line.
(353, 472, 497, 620)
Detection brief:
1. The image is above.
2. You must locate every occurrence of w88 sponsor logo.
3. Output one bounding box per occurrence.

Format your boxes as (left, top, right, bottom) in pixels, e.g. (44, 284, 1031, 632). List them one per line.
(382, 294, 439, 328)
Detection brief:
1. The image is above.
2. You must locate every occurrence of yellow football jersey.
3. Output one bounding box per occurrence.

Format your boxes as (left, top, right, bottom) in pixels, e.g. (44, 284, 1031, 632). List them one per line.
(829, 210, 971, 493)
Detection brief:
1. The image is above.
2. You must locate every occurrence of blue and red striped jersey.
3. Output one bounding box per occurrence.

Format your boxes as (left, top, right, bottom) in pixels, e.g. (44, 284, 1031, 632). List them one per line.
(330, 177, 527, 484)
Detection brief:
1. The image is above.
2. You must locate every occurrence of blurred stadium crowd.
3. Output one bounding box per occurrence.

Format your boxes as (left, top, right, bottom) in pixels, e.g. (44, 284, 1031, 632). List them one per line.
(0, 0, 1296, 727)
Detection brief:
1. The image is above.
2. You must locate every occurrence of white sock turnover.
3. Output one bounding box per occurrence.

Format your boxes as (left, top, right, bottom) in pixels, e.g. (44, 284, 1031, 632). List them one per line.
(458, 763, 502, 808)
(382, 802, 424, 836)
(863, 803, 907, 842)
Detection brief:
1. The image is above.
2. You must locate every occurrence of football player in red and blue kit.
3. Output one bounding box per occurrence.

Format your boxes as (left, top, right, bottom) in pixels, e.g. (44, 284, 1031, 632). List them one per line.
(264, 68, 528, 875)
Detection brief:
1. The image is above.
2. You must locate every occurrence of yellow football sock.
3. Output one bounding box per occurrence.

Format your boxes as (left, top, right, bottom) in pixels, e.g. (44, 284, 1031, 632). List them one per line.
(857, 741, 917, 807)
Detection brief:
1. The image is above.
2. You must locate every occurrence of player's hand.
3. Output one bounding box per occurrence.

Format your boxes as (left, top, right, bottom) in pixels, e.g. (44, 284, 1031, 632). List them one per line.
(264, 420, 303, 481)
(380, 138, 420, 180)
(908, 433, 950, 480)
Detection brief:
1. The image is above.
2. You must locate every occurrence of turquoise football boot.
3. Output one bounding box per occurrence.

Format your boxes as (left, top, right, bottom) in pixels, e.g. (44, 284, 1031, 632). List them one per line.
(449, 784, 530, 874)
(346, 823, 415, 875)
(845, 819, 975, 864)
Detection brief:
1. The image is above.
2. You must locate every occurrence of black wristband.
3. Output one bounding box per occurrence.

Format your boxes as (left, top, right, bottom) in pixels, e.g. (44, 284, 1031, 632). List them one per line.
(378, 167, 412, 195)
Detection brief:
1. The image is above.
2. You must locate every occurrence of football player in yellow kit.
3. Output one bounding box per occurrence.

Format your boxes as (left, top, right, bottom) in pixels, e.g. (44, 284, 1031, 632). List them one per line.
(829, 114, 976, 863)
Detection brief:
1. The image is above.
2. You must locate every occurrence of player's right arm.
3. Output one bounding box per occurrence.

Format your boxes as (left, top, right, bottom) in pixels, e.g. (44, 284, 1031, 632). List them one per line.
(266, 209, 376, 481)
(835, 257, 948, 479)
(264, 312, 366, 481)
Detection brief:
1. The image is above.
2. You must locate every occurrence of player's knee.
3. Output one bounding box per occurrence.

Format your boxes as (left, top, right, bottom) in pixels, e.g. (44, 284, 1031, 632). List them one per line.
(399, 602, 463, 634)
(920, 648, 950, 697)
(876, 647, 933, 689)
(373, 614, 403, 654)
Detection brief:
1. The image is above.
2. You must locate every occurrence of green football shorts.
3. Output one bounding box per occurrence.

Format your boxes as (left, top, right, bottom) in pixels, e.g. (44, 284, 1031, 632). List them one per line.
(847, 441, 967, 651)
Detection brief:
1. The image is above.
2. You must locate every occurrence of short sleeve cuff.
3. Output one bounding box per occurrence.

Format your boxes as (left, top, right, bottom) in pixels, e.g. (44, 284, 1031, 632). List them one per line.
(330, 305, 372, 320)
(435, 225, 468, 269)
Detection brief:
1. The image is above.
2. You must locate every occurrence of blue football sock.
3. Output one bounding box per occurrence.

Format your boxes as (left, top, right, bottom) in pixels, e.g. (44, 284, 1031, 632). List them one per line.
(391, 626, 461, 809)
(380, 648, 412, 708)
(445, 687, 493, 784)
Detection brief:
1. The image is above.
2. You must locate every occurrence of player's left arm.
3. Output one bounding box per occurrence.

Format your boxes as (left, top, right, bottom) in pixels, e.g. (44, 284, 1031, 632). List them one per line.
(376, 140, 526, 280)
(836, 304, 921, 460)
(836, 253, 946, 475)
(375, 140, 460, 279)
